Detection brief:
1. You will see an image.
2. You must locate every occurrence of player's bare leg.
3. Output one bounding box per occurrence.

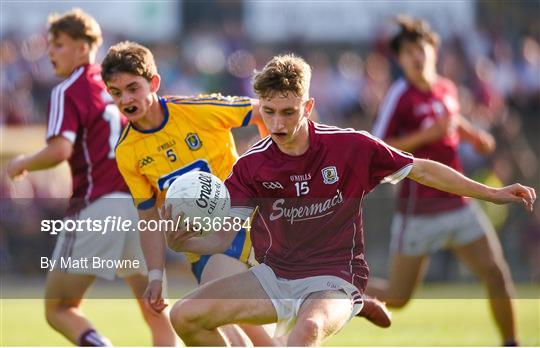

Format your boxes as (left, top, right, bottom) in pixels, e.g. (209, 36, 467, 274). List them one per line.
(201, 254, 279, 346)
(124, 273, 179, 346)
(365, 253, 429, 308)
(452, 234, 518, 345)
(170, 270, 277, 346)
(287, 290, 354, 346)
(44, 271, 109, 345)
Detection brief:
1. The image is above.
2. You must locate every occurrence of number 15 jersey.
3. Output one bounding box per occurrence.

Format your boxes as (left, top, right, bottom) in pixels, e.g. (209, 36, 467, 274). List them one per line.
(225, 121, 414, 292)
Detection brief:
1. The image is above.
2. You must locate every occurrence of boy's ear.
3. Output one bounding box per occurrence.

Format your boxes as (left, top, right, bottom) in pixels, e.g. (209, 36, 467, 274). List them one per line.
(150, 74, 161, 93)
(304, 98, 315, 118)
(76, 40, 91, 57)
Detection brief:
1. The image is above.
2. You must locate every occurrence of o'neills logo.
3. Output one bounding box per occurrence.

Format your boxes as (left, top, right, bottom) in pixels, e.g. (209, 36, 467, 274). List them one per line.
(270, 189, 344, 224)
(196, 173, 219, 214)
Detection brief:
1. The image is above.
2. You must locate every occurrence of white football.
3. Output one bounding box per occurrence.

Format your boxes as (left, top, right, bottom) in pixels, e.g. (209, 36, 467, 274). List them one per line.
(165, 171, 230, 236)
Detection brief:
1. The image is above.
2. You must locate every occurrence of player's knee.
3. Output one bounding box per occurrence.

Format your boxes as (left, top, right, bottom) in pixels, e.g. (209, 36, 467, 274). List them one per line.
(44, 299, 71, 327)
(170, 299, 207, 336)
(293, 318, 323, 345)
(140, 302, 168, 326)
(170, 300, 191, 332)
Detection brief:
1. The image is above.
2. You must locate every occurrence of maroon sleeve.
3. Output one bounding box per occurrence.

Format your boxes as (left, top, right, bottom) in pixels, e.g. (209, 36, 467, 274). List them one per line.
(224, 159, 258, 220)
(363, 132, 414, 191)
(46, 89, 80, 143)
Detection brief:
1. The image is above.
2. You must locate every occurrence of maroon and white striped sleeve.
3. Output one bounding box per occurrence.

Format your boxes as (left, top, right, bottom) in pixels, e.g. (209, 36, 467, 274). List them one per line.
(46, 67, 84, 143)
(362, 131, 414, 190)
(372, 78, 407, 140)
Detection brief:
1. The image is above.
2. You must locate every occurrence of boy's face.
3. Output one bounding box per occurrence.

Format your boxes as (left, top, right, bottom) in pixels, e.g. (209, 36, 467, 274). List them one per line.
(48, 32, 86, 78)
(106, 72, 159, 124)
(397, 39, 437, 80)
(259, 92, 314, 147)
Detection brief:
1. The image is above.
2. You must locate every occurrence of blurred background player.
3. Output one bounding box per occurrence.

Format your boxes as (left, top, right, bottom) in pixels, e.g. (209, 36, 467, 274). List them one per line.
(101, 40, 277, 346)
(6, 9, 176, 347)
(165, 53, 535, 347)
(368, 16, 520, 346)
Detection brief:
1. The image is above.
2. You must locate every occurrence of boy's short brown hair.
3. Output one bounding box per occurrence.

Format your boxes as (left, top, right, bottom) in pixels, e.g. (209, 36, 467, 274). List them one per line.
(101, 41, 158, 83)
(390, 16, 440, 55)
(48, 8, 102, 49)
(253, 54, 312, 99)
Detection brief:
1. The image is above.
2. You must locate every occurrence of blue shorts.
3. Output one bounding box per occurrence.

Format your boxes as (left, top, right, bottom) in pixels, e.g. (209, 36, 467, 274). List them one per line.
(190, 228, 250, 283)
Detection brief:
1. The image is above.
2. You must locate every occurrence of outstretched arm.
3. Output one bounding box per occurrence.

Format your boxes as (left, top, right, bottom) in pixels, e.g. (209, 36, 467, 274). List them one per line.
(7, 136, 73, 180)
(408, 158, 536, 211)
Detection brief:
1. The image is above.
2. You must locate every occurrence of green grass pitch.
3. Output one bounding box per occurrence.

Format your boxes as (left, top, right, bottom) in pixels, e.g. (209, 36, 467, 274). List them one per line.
(1, 284, 538, 346)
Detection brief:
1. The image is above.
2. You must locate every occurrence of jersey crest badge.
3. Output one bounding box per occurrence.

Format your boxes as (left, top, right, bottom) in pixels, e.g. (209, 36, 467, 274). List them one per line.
(185, 133, 202, 150)
(322, 166, 339, 184)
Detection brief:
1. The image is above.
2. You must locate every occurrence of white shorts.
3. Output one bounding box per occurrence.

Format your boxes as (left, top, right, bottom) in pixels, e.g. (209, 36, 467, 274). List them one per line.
(51, 192, 146, 280)
(390, 202, 494, 256)
(250, 263, 363, 338)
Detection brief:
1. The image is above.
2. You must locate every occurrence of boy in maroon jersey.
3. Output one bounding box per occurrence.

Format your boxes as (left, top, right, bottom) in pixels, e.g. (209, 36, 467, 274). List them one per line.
(369, 17, 522, 346)
(6, 9, 176, 346)
(162, 54, 534, 346)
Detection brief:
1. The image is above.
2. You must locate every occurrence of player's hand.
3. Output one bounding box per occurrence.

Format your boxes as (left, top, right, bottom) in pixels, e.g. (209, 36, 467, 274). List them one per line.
(472, 129, 495, 155)
(6, 155, 28, 180)
(142, 280, 168, 315)
(426, 115, 457, 142)
(160, 204, 200, 252)
(490, 184, 536, 212)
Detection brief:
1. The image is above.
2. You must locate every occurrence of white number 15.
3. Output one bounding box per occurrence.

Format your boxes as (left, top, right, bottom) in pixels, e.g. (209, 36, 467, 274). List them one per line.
(295, 181, 310, 196)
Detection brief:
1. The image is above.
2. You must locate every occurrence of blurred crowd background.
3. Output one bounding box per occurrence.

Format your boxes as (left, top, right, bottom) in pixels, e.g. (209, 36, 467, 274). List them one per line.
(1, 1, 539, 284)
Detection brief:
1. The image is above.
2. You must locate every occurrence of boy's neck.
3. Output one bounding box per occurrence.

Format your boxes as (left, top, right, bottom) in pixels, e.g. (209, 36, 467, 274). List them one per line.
(75, 55, 94, 70)
(133, 94, 164, 131)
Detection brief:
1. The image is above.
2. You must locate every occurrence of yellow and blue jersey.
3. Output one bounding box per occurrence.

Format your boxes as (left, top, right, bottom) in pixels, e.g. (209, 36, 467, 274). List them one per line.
(115, 93, 254, 267)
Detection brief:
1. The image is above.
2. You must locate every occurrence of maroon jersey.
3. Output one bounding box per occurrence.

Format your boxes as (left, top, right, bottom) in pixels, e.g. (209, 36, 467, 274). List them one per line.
(46, 64, 128, 215)
(225, 121, 413, 292)
(372, 77, 466, 215)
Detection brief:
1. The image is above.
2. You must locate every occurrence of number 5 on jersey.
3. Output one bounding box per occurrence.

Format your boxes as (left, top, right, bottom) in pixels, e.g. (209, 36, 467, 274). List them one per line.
(295, 181, 309, 196)
(166, 149, 177, 162)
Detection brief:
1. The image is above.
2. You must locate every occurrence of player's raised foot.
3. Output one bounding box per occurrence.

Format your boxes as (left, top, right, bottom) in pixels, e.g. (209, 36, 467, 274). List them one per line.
(356, 298, 392, 328)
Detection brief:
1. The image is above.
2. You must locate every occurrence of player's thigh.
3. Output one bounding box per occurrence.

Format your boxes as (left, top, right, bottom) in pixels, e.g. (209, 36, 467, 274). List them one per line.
(296, 290, 352, 338)
(123, 273, 149, 299)
(386, 252, 429, 301)
(178, 270, 277, 327)
(45, 270, 95, 306)
(452, 233, 510, 279)
(200, 253, 249, 285)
